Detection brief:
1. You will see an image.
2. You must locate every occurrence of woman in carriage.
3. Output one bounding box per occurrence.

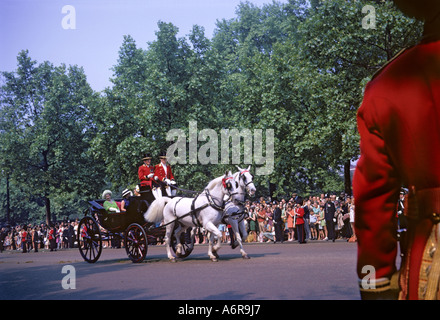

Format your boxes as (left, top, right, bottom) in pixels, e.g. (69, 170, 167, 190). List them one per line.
(102, 190, 120, 214)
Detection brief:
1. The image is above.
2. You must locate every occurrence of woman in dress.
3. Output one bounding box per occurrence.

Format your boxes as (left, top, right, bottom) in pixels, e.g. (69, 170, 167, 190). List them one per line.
(120, 188, 133, 213)
(102, 190, 120, 214)
(247, 207, 257, 242)
(286, 203, 295, 241)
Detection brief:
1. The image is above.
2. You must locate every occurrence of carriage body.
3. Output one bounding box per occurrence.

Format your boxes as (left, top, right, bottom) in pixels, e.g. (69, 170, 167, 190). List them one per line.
(87, 197, 147, 233)
(78, 190, 189, 263)
(78, 191, 166, 263)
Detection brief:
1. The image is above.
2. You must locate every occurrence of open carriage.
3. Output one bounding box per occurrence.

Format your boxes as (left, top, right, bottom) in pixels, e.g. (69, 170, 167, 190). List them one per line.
(78, 168, 255, 264)
(77, 189, 193, 263)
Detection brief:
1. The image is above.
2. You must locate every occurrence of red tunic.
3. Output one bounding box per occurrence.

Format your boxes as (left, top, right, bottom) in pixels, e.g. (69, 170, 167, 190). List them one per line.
(154, 163, 174, 182)
(138, 164, 154, 188)
(295, 208, 304, 225)
(48, 229, 55, 240)
(353, 40, 440, 299)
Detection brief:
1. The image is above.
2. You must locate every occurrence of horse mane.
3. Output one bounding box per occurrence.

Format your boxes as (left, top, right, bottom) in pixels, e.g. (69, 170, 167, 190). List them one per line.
(205, 175, 224, 191)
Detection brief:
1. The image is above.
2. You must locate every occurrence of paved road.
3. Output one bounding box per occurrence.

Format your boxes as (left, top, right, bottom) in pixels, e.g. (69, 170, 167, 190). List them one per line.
(0, 240, 360, 300)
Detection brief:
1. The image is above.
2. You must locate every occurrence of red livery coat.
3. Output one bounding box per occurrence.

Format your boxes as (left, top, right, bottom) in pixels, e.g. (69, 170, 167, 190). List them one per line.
(353, 40, 440, 299)
(138, 164, 154, 188)
(154, 163, 174, 182)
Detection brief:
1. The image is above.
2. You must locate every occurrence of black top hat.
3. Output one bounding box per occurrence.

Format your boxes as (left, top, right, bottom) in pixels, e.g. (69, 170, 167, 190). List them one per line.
(142, 153, 152, 161)
(159, 151, 167, 159)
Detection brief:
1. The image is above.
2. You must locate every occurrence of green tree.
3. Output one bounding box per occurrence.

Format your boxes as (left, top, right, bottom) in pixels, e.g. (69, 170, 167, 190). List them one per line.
(0, 50, 104, 224)
(89, 35, 152, 189)
(91, 23, 235, 192)
(242, 0, 423, 196)
(295, 0, 423, 194)
(211, 1, 294, 195)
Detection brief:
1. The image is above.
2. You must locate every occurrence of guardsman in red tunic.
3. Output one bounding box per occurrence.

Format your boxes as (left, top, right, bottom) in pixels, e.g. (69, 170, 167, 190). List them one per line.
(353, 0, 440, 300)
(154, 151, 177, 197)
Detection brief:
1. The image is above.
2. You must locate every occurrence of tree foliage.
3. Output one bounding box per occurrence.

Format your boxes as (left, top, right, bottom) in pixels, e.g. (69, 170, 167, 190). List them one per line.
(0, 51, 105, 224)
(0, 0, 423, 224)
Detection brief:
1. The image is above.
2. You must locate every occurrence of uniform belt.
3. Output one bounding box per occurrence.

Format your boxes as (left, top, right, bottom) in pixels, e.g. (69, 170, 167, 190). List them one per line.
(406, 186, 440, 224)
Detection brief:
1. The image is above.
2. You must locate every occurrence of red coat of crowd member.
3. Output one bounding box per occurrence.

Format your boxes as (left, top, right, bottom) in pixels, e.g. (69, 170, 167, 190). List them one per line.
(353, 37, 440, 299)
(294, 207, 304, 225)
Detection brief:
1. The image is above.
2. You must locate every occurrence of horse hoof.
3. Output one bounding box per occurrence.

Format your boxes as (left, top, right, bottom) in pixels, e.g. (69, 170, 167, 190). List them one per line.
(242, 255, 250, 259)
(170, 258, 177, 263)
(211, 258, 218, 262)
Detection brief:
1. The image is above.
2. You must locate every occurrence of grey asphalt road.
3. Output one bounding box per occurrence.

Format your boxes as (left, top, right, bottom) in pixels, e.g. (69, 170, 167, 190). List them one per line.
(0, 240, 360, 300)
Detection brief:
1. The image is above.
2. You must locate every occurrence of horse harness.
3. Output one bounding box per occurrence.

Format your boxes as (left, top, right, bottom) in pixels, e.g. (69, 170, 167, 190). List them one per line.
(238, 169, 254, 188)
(220, 170, 253, 223)
(156, 175, 246, 229)
(223, 201, 248, 224)
(171, 182, 237, 228)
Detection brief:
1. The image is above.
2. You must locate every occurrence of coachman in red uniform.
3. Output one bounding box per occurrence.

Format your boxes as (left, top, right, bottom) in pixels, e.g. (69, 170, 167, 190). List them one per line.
(138, 153, 154, 188)
(154, 151, 177, 197)
(353, 0, 440, 300)
(138, 153, 162, 199)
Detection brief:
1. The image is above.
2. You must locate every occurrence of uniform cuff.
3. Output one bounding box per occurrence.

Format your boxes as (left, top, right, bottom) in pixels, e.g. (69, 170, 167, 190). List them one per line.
(358, 272, 400, 300)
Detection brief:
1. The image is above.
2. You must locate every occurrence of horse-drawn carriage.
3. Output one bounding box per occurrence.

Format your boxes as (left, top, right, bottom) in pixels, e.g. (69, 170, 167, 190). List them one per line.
(77, 188, 193, 263)
(77, 167, 256, 264)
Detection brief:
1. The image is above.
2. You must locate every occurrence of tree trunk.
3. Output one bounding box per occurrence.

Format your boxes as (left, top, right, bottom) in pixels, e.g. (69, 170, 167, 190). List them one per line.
(45, 196, 52, 226)
(344, 160, 352, 196)
(6, 174, 10, 224)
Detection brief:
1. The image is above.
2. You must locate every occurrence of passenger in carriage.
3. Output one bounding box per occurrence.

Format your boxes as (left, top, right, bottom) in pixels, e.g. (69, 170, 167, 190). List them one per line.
(154, 151, 177, 197)
(134, 185, 140, 197)
(102, 190, 120, 214)
(120, 188, 133, 213)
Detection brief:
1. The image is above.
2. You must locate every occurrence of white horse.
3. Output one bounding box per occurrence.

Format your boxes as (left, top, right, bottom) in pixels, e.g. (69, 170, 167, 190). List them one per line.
(223, 166, 256, 259)
(144, 171, 240, 262)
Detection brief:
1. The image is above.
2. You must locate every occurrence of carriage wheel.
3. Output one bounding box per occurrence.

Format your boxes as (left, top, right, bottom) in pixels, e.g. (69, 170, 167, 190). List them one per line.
(78, 216, 102, 263)
(125, 223, 148, 263)
(171, 227, 194, 258)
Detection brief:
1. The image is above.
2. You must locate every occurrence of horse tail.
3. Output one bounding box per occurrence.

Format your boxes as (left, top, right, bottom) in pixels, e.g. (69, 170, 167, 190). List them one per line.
(144, 197, 171, 223)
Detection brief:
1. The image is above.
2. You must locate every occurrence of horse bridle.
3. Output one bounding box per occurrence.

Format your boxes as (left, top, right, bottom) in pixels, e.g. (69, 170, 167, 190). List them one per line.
(197, 176, 239, 212)
(239, 170, 254, 189)
(166, 174, 246, 229)
(222, 171, 255, 221)
(224, 170, 253, 207)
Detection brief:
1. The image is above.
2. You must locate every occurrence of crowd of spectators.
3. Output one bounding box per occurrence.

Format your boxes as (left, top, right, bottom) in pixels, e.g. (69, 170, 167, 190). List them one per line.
(0, 192, 356, 253)
(0, 221, 79, 253)
(195, 192, 356, 245)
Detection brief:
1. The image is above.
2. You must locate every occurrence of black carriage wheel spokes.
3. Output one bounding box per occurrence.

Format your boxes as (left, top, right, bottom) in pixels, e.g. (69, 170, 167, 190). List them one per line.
(79, 218, 100, 263)
(171, 228, 194, 258)
(125, 223, 148, 263)
(125, 224, 147, 263)
(78, 216, 102, 263)
(177, 238, 191, 257)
